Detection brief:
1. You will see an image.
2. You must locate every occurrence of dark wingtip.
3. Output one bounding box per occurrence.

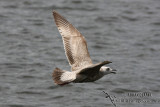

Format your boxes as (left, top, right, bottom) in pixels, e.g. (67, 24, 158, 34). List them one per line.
(52, 10, 56, 14)
(52, 10, 57, 16)
(103, 61, 112, 64)
(108, 61, 112, 64)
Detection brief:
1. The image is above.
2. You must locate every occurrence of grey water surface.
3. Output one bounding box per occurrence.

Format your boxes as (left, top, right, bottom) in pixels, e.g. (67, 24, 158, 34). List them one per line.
(0, 0, 160, 107)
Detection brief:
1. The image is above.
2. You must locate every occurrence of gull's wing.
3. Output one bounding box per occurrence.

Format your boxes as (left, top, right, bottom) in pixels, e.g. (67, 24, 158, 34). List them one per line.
(79, 61, 112, 76)
(53, 11, 92, 71)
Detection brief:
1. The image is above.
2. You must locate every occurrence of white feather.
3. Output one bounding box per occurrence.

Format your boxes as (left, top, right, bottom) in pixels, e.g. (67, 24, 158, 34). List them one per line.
(60, 72, 76, 82)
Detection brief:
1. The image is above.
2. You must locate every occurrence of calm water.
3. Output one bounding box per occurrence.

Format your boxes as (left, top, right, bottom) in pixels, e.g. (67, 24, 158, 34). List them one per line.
(0, 0, 160, 107)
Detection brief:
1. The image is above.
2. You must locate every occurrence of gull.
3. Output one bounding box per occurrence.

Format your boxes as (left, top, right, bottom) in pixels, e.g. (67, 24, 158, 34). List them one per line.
(52, 10, 116, 85)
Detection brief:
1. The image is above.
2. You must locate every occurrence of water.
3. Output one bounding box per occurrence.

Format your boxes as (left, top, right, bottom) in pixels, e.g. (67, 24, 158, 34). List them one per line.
(0, 0, 160, 107)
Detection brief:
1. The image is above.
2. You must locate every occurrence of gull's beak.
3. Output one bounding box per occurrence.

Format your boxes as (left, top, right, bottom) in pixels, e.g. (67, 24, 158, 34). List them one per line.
(111, 69, 117, 74)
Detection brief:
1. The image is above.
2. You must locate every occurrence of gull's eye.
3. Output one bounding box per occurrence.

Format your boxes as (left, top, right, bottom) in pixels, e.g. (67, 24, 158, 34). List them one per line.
(106, 68, 110, 71)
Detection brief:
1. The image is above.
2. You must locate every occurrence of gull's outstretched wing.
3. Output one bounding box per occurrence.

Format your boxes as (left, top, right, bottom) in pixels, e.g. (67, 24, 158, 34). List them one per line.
(79, 61, 112, 76)
(53, 11, 92, 71)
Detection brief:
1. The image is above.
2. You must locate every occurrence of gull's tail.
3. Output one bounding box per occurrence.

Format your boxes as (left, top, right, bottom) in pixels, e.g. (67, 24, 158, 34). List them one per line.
(52, 68, 76, 86)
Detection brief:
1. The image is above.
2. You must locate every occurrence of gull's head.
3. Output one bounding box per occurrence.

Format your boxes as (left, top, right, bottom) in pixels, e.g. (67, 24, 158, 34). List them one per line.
(100, 66, 117, 75)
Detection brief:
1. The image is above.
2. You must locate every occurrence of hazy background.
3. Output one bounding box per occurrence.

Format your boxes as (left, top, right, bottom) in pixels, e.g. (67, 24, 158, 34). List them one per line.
(0, 0, 160, 107)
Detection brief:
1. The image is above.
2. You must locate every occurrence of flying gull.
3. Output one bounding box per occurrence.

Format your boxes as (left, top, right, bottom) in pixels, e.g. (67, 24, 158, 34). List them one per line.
(52, 10, 116, 85)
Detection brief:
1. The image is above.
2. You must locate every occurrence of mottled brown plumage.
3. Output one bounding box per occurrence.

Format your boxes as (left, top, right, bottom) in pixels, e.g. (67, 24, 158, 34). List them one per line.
(52, 11, 116, 85)
(53, 11, 92, 71)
